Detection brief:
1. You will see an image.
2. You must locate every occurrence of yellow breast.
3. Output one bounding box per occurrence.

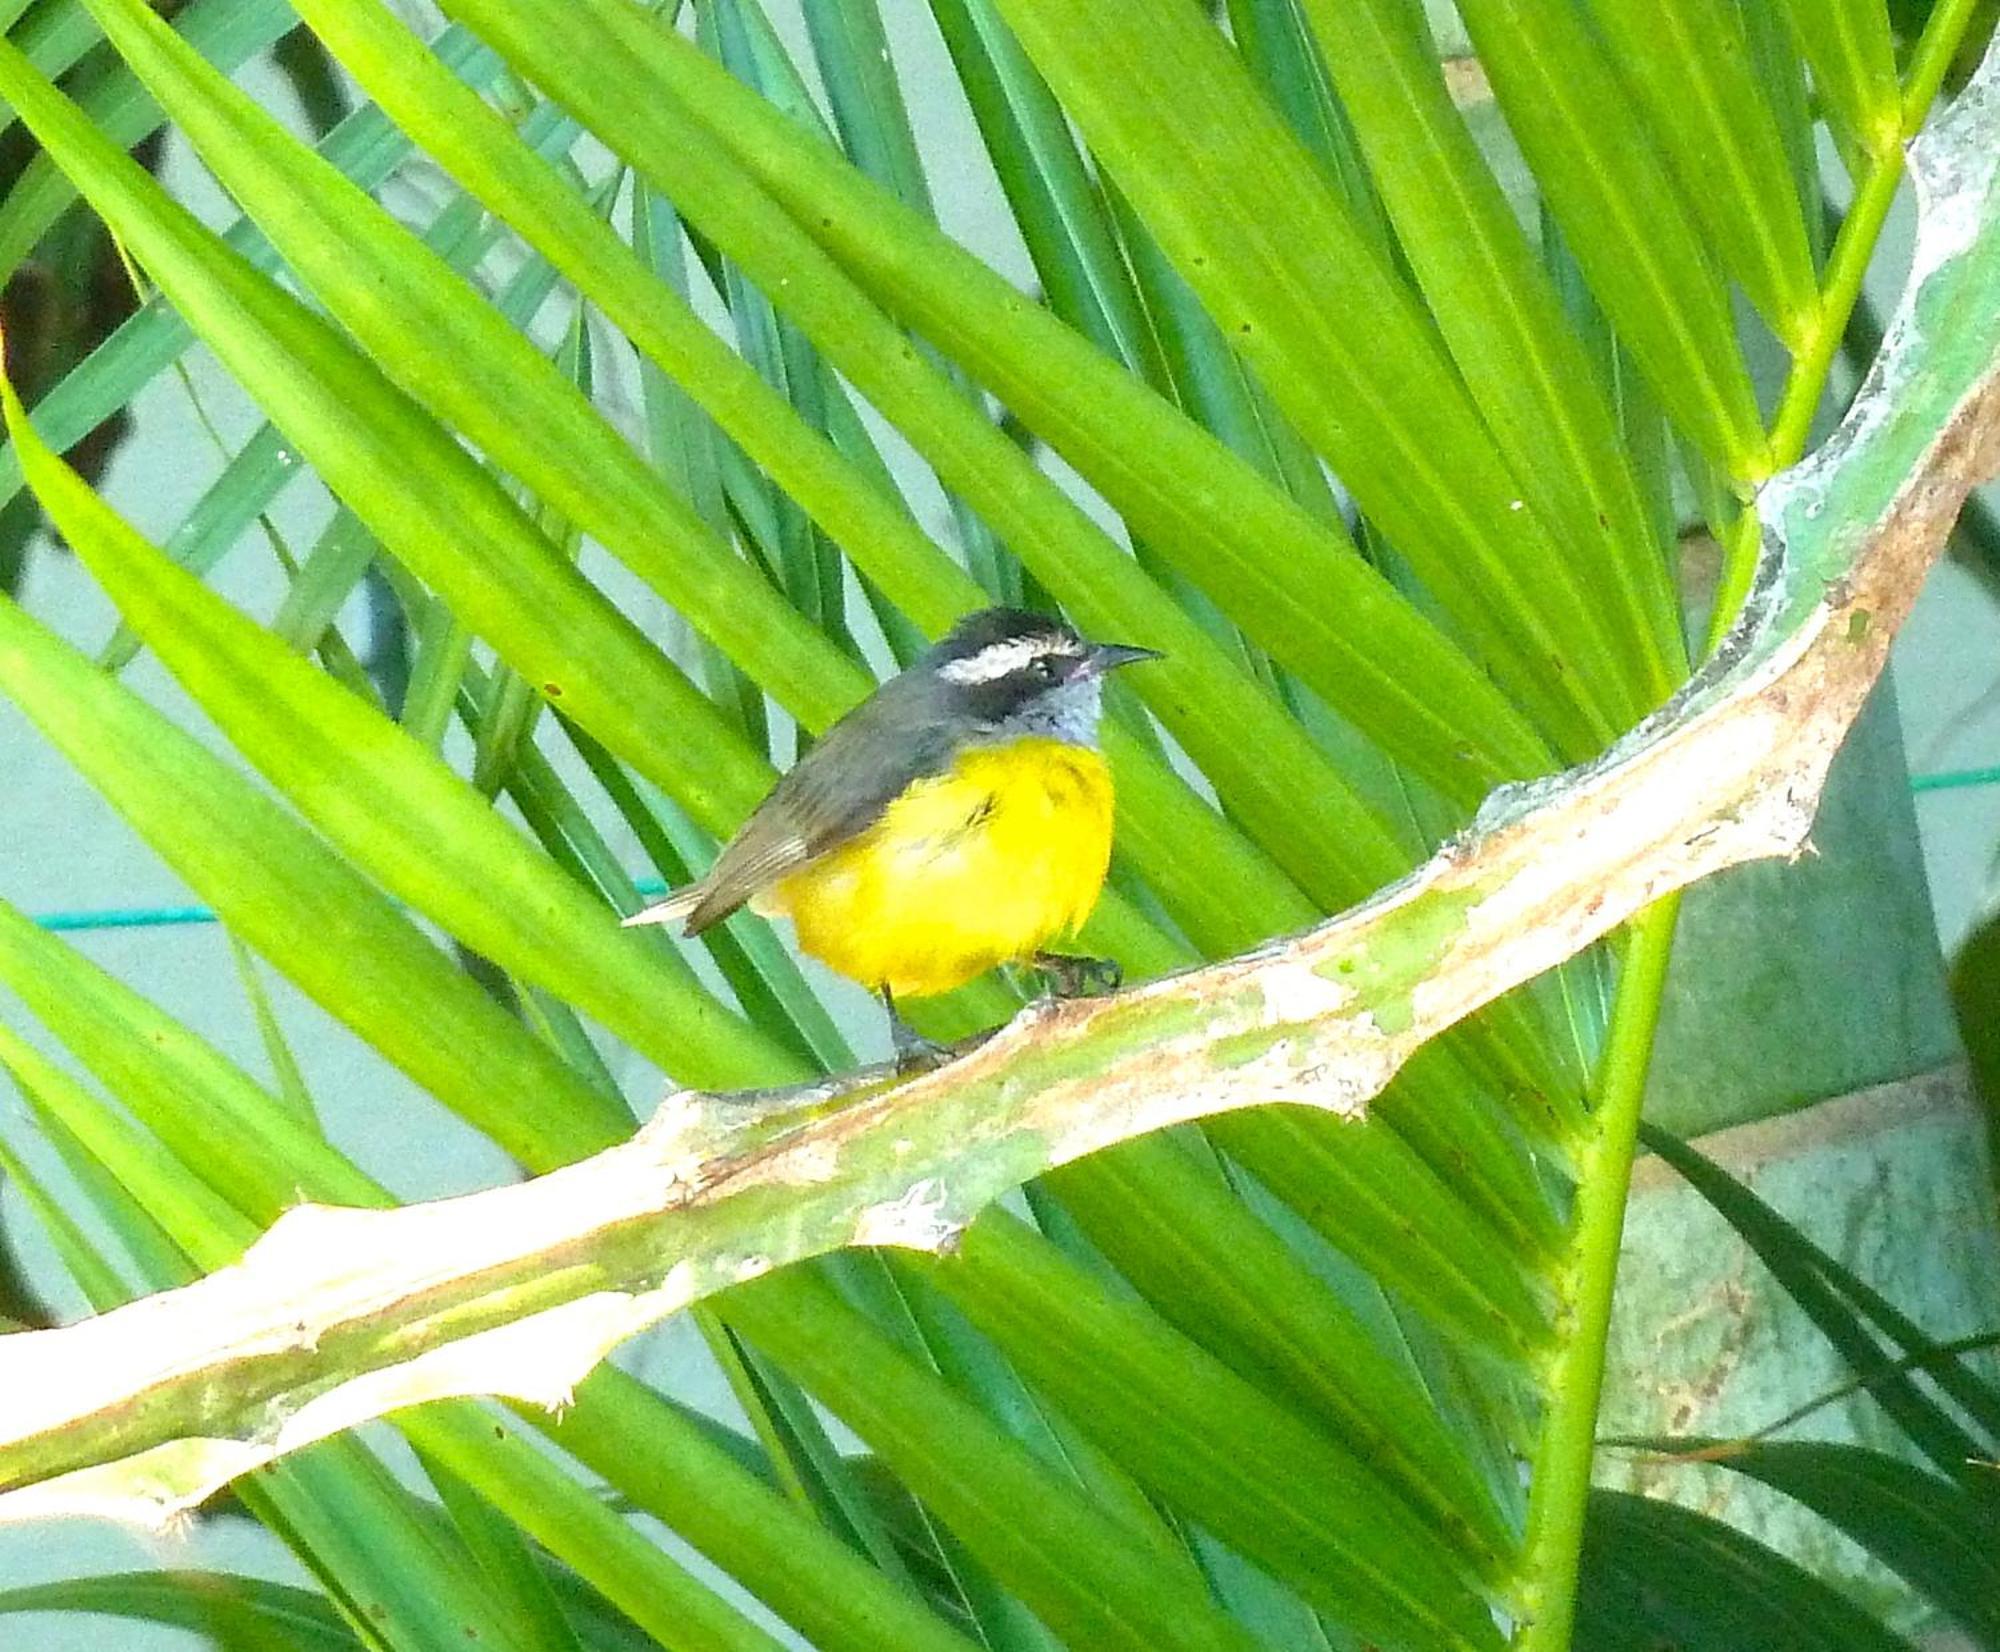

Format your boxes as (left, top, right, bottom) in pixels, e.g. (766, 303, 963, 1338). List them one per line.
(767, 738, 1116, 999)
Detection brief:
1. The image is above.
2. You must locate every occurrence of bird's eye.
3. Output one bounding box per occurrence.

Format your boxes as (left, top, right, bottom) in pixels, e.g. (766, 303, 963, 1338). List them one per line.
(1029, 657, 1059, 683)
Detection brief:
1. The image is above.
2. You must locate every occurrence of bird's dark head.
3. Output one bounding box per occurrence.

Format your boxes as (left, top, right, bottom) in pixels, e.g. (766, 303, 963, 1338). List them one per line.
(923, 607, 1160, 746)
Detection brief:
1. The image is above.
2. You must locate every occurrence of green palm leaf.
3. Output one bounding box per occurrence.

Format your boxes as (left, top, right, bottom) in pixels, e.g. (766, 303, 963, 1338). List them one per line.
(0, 2, 1989, 1650)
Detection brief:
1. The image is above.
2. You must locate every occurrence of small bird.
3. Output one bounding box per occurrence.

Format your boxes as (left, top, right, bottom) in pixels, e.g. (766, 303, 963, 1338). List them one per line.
(624, 607, 1160, 1059)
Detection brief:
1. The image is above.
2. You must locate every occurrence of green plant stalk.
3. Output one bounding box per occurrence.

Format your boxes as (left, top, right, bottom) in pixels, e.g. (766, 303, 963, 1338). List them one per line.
(1903, 0, 1988, 133)
(1531, 12, 1988, 1615)
(1709, 0, 1985, 635)
(1514, 893, 1680, 1647)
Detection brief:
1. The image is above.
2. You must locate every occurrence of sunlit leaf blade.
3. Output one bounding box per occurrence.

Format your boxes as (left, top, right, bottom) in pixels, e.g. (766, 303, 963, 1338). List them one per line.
(721, 1269, 1272, 1652)
(928, 0, 1170, 398)
(1689, 1441, 2000, 1640)
(1581, 0, 1822, 345)
(1103, 176, 1348, 537)
(0, 31, 806, 906)
(0, 0, 106, 138)
(76, 0, 873, 738)
(0, 0, 294, 282)
(0, 1040, 193, 1302)
(984, 0, 1647, 747)
(1771, 0, 1903, 155)
(416, 1450, 589, 1652)
(696, 1310, 924, 1583)
(1211, 1109, 1557, 1365)
(0, 1573, 359, 1651)
(229, 0, 1341, 969)
(0, 1124, 131, 1311)
(0, 20, 509, 513)
(835, 1249, 1200, 1576)
(0, 898, 374, 1213)
(391, 1407, 793, 1652)
(704, 0, 1023, 608)
(0, 594, 631, 1169)
(1449, 0, 1770, 478)
(442, 0, 1566, 839)
(916, 1211, 1509, 1650)
(1230, 0, 1396, 255)
(1577, 1489, 1915, 1651)
(3, 317, 799, 1090)
(1294, 0, 1686, 698)
(1040, 1132, 1518, 1563)
(801, 0, 934, 214)
(540, 1367, 987, 1652)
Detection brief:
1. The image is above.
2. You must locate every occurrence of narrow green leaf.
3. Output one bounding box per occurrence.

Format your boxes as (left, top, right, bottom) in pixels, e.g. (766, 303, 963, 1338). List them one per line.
(79, 0, 872, 738)
(1582, 0, 1822, 345)
(222, 933, 319, 1132)
(841, 1250, 1198, 1577)
(399, 1407, 792, 1652)
(1, 0, 113, 137)
(928, 0, 1170, 398)
(0, 32, 805, 920)
(855, 1255, 1195, 1652)
(0, 21, 509, 513)
(1449, 0, 1770, 478)
(1740, 0, 1827, 266)
(721, 1271, 1270, 1652)
(1578, 1489, 1916, 1652)
(1294, 0, 1687, 694)
(5, 358, 807, 1097)
(0, 1574, 359, 1651)
(416, 1450, 589, 1652)
(1229, 0, 1395, 253)
(543, 1367, 987, 1652)
(1639, 1123, 1995, 1474)
(4, 937, 808, 1652)
(3, 1061, 196, 1299)
(443, 0, 1568, 844)
(706, 0, 1026, 611)
(801, 0, 935, 214)
(1042, 1132, 1517, 1564)
(986, 0, 1650, 743)
(0, 593, 630, 1170)
(183, 0, 1324, 973)
(0, 1111, 135, 1310)
(0, 0, 295, 282)
(918, 1212, 1506, 1650)
(1695, 1441, 2000, 1639)
(1213, 1109, 1556, 1365)
(1103, 175, 1345, 535)
(1771, 0, 1904, 155)
(0, 899, 377, 1208)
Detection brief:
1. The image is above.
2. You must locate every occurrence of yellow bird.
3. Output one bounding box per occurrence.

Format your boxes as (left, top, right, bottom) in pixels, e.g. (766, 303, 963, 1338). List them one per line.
(624, 607, 1159, 1058)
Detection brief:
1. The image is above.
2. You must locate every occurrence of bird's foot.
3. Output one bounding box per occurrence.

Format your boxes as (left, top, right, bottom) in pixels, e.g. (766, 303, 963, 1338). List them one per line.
(1031, 952, 1122, 1000)
(882, 990, 954, 1075)
(891, 1027, 953, 1075)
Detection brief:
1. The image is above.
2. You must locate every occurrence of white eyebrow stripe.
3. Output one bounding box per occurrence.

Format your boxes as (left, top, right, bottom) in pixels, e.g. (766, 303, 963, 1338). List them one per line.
(937, 635, 1076, 684)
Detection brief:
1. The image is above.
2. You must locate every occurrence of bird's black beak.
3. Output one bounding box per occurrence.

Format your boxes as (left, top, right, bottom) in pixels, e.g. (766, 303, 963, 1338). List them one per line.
(1084, 642, 1164, 678)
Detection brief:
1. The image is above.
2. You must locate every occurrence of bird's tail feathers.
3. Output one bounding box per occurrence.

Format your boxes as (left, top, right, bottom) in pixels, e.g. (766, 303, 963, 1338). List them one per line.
(621, 885, 705, 931)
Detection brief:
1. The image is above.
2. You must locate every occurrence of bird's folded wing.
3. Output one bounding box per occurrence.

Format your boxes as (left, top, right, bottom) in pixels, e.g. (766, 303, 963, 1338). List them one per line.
(620, 679, 955, 937)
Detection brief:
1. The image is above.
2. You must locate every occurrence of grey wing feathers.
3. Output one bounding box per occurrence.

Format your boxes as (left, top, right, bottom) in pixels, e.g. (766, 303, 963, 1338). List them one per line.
(619, 801, 820, 936)
(621, 675, 957, 937)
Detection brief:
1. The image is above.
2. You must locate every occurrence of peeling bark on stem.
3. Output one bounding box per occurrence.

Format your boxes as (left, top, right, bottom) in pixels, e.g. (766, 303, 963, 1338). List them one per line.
(2, 38, 1999, 1537)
